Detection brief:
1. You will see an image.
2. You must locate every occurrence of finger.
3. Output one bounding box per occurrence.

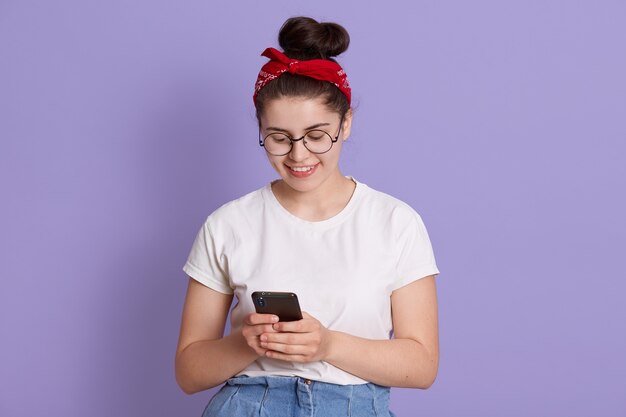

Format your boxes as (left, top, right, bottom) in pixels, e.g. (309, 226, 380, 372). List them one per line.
(242, 326, 279, 351)
(261, 341, 307, 355)
(245, 313, 279, 326)
(255, 323, 280, 335)
(242, 322, 277, 338)
(260, 332, 315, 345)
(264, 349, 310, 363)
(242, 331, 273, 357)
(273, 317, 318, 333)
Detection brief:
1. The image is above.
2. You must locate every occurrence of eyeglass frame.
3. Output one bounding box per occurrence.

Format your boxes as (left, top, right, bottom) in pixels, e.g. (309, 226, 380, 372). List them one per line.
(258, 114, 345, 156)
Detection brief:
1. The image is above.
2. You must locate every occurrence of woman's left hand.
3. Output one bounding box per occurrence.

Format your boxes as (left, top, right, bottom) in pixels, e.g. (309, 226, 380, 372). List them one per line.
(259, 312, 333, 363)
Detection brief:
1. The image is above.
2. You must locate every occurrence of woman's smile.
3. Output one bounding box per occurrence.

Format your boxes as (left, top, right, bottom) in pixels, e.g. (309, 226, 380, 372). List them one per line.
(285, 163, 319, 178)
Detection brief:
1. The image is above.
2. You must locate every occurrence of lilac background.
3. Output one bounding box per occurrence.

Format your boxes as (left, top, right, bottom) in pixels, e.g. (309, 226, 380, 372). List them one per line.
(1, 1, 625, 416)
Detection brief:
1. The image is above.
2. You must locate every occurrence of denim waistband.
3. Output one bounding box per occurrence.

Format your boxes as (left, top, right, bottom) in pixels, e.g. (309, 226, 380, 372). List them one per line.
(202, 375, 394, 417)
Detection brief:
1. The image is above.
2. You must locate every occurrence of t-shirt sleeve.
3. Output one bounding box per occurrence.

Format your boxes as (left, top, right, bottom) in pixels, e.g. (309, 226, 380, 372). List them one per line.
(182, 219, 233, 294)
(392, 210, 440, 291)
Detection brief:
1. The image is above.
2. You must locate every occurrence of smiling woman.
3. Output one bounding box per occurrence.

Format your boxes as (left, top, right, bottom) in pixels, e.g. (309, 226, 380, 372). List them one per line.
(175, 16, 441, 417)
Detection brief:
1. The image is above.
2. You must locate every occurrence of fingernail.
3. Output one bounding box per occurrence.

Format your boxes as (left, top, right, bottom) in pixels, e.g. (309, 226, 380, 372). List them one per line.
(260, 335, 267, 342)
(271, 315, 279, 322)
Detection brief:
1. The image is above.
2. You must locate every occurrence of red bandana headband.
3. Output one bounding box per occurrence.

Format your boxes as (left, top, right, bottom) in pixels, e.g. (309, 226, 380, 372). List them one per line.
(253, 47, 351, 106)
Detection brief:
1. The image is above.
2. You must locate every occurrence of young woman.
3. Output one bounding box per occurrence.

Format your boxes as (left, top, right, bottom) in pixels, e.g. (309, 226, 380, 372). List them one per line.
(175, 16, 440, 417)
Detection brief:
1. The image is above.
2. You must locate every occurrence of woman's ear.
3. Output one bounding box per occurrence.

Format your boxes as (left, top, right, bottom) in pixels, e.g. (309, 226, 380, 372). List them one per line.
(341, 108, 353, 141)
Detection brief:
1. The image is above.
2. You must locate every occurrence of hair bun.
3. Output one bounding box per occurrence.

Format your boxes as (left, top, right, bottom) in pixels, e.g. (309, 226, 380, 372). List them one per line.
(278, 16, 350, 60)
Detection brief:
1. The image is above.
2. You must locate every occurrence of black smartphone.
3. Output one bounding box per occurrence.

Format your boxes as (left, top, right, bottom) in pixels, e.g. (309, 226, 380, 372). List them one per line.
(251, 291, 303, 322)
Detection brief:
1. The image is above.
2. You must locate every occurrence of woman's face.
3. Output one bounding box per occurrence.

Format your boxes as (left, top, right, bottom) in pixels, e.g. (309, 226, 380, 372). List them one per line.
(259, 96, 352, 195)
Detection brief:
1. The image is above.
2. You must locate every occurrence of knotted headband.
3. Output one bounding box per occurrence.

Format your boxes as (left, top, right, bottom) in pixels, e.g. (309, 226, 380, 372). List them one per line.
(253, 47, 351, 106)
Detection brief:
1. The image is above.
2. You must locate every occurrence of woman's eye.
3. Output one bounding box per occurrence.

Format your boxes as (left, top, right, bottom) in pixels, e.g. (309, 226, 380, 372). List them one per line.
(269, 135, 289, 143)
(306, 132, 326, 141)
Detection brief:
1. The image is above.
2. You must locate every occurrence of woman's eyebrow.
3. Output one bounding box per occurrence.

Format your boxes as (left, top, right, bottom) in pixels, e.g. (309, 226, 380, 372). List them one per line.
(265, 122, 331, 133)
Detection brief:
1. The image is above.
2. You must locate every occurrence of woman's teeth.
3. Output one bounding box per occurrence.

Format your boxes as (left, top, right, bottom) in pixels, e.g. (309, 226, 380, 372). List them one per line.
(291, 166, 314, 172)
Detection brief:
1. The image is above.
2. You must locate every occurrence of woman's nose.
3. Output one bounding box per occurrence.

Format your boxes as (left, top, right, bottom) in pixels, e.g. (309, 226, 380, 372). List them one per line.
(288, 139, 310, 161)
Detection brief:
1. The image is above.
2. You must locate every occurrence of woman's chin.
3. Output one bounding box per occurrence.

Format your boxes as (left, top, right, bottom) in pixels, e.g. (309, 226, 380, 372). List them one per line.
(281, 178, 318, 194)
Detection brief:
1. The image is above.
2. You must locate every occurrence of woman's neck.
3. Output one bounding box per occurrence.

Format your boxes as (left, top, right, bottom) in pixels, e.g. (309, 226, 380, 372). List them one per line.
(272, 172, 356, 222)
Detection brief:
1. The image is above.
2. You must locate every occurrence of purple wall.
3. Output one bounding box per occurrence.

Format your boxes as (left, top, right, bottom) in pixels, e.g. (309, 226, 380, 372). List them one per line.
(1, 1, 625, 416)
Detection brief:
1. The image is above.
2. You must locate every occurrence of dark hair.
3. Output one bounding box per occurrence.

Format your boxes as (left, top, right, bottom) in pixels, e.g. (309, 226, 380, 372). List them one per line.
(255, 16, 351, 123)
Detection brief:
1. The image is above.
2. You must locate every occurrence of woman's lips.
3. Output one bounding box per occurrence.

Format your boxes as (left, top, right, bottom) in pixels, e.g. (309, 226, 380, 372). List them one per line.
(286, 163, 319, 178)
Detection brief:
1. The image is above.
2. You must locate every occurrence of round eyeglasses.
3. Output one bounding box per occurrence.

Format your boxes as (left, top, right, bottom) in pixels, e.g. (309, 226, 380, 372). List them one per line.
(259, 117, 344, 156)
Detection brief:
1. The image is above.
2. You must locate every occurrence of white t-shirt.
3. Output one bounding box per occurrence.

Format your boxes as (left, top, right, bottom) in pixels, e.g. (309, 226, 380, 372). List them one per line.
(183, 177, 440, 385)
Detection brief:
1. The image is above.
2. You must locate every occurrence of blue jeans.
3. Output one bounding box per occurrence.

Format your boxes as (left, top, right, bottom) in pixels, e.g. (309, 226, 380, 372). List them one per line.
(201, 376, 396, 417)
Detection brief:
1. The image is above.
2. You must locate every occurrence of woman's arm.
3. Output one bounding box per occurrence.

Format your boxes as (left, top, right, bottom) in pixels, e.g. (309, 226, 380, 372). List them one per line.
(260, 275, 439, 388)
(175, 278, 264, 394)
(327, 275, 439, 388)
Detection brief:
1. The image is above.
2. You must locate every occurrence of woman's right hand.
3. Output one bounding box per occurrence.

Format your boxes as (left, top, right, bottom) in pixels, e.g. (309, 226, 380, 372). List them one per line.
(241, 313, 279, 357)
